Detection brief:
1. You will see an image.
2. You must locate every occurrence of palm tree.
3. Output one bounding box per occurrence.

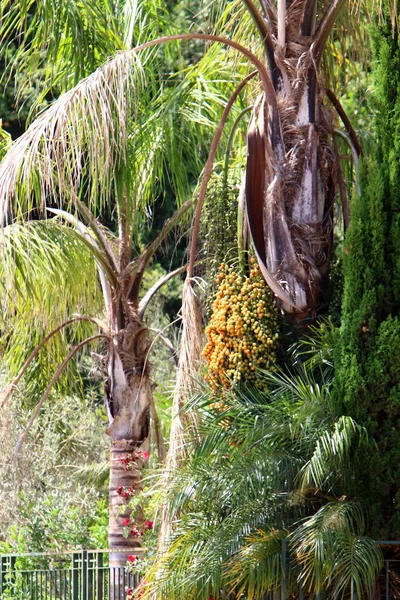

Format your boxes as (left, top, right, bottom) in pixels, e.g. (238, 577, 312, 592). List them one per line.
(0, 186, 192, 568)
(145, 348, 383, 599)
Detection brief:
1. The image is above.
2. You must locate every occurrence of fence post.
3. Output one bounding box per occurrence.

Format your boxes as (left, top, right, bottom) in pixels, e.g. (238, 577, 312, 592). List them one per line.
(82, 550, 88, 600)
(281, 538, 287, 600)
(72, 551, 81, 600)
(0, 555, 7, 596)
(97, 552, 104, 600)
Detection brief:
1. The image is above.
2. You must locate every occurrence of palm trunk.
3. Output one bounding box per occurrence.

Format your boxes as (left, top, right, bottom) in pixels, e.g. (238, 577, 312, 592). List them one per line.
(105, 326, 152, 599)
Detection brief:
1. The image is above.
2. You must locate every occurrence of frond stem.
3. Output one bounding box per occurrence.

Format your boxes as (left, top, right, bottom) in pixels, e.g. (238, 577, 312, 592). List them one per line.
(132, 34, 276, 106)
(138, 264, 187, 320)
(12, 334, 109, 470)
(224, 106, 253, 186)
(326, 89, 363, 157)
(312, 0, 347, 62)
(242, 0, 283, 88)
(188, 71, 257, 279)
(1, 316, 107, 409)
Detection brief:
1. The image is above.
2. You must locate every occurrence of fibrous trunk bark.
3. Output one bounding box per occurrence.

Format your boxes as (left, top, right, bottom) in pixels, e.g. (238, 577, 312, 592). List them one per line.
(245, 0, 337, 317)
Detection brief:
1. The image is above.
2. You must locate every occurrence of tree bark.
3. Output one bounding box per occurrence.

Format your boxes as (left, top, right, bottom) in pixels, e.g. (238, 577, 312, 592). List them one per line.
(105, 333, 152, 599)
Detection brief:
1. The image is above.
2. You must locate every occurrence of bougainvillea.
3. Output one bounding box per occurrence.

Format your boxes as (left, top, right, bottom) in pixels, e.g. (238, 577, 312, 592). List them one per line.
(203, 261, 279, 389)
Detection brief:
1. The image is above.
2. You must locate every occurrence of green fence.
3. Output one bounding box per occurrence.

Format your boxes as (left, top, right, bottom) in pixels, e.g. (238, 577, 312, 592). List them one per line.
(0, 550, 140, 600)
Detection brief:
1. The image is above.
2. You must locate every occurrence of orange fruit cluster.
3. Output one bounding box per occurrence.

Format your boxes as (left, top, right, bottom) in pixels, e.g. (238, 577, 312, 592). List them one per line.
(203, 261, 279, 389)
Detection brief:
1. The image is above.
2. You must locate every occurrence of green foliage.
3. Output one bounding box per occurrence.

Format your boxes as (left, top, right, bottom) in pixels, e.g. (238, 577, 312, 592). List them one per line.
(335, 18, 400, 538)
(0, 390, 109, 550)
(146, 349, 379, 599)
(0, 121, 11, 159)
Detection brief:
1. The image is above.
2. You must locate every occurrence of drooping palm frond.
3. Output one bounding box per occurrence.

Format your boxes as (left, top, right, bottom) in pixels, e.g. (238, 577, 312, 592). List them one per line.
(291, 501, 383, 598)
(299, 415, 369, 493)
(0, 220, 103, 398)
(0, 0, 170, 105)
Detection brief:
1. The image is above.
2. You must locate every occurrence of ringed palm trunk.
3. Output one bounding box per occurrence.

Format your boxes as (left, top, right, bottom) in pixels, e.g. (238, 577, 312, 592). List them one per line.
(105, 314, 152, 598)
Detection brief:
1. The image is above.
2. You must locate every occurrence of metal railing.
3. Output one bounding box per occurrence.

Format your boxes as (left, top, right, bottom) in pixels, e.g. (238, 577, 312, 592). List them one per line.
(0, 550, 141, 600)
(2, 543, 400, 599)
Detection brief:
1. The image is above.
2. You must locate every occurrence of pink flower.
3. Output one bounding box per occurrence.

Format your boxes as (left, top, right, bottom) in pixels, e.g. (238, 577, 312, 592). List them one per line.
(141, 451, 149, 460)
(130, 527, 140, 537)
(122, 518, 130, 527)
(144, 520, 154, 530)
(127, 555, 137, 563)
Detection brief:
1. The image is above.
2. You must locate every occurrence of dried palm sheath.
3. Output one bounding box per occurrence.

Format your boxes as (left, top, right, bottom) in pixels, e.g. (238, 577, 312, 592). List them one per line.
(158, 278, 203, 551)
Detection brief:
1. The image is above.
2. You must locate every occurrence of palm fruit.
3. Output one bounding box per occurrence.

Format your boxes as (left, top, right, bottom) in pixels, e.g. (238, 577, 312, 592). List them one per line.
(200, 173, 240, 314)
(203, 260, 279, 389)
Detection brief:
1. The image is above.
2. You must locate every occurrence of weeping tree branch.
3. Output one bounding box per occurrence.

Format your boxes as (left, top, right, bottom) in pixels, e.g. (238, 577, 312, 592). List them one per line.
(1, 316, 108, 409)
(326, 89, 363, 157)
(12, 334, 109, 470)
(187, 71, 257, 279)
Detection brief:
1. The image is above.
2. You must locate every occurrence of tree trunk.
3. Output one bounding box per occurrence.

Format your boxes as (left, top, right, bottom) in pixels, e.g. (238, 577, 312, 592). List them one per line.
(105, 332, 152, 599)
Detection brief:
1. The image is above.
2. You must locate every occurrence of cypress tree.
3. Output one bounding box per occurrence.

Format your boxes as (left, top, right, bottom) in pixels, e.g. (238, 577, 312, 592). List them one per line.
(336, 16, 400, 537)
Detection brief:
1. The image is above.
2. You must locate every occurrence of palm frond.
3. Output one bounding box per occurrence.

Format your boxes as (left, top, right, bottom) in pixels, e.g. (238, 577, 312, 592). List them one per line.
(291, 501, 382, 597)
(299, 416, 369, 493)
(0, 220, 103, 397)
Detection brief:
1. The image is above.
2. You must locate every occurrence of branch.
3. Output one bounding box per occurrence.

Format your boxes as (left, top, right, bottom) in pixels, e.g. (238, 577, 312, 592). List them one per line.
(312, 0, 347, 62)
(148, 328, 178, 366)
(187, 71, 257, 279)
(138, 264, 186, 320)
(12, 334, 109, 470)
(301, 0, 318, 36)
(47, 207, 118, 297)
(326, 89, 363, 157)
(74, 197, 120, 276)
(1, 316, 107, 409)
(334, 128, 361, 197)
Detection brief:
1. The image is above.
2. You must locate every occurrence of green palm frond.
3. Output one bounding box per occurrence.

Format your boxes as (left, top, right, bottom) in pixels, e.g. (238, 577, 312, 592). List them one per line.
(0, 0, 169, 101)
(0, 220, 102, 398)
(225, 528, 285, 599)
(299, 416, 369, 493)
(291, 501, 383, 598)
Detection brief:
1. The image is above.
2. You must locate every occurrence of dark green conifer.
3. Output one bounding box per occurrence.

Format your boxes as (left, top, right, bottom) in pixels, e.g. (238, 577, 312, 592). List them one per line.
(336, 16, 400, 537)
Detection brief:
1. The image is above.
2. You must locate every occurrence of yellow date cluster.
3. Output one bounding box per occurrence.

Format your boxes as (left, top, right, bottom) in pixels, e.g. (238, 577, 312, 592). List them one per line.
(203, 261, 279, 389)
